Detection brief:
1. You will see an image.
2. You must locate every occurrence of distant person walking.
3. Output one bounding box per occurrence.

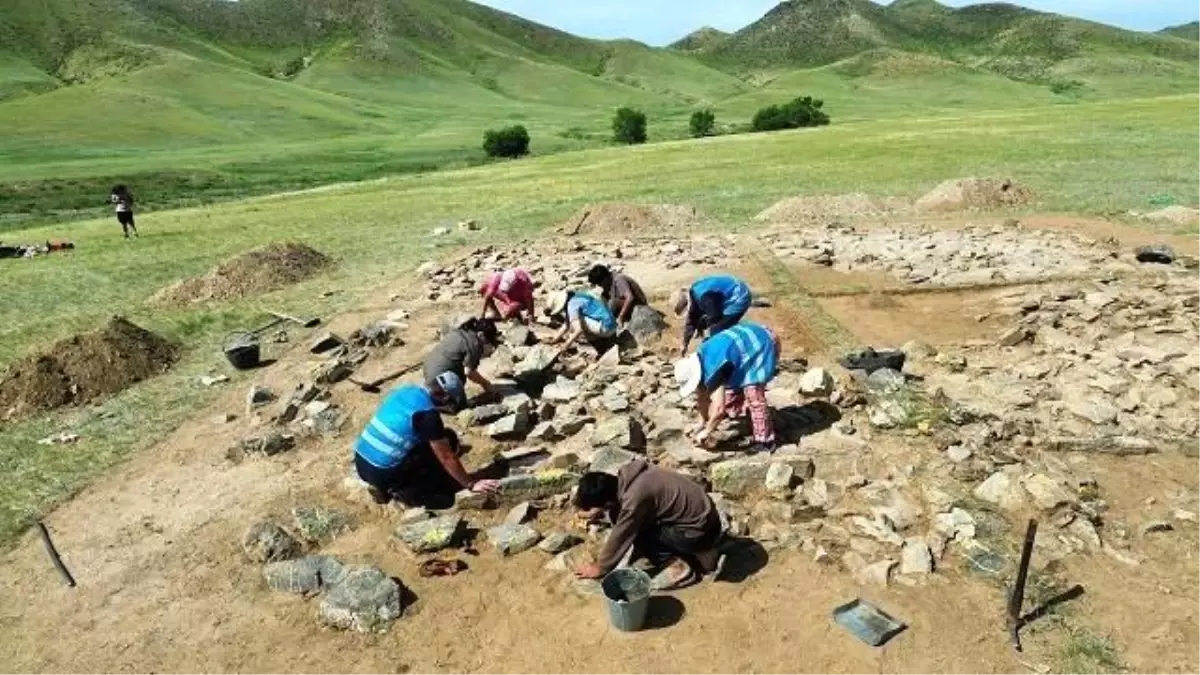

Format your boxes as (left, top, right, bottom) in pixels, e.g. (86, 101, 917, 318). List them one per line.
(110, 185, 138, 238)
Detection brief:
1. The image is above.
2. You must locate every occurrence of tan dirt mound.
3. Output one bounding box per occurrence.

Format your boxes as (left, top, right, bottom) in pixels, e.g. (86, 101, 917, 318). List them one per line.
(0, 316, 178, 420)
(754, 192, 909, 223)
(1142, 205, 1200, 227)
(558, 203, 706, 236)
(153, 242, 330, 304)
(915, 177, 1033, 212)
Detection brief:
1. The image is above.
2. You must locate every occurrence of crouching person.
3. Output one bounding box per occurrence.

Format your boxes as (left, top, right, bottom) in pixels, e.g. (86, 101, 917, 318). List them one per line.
(674, 321, 781, 453)
(573, 459, 723, 591)
(354, 379, 499, 508)
(546, 289, 618, 357)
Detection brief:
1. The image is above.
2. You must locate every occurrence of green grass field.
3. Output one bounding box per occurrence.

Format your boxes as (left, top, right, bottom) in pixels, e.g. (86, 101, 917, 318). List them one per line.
(0, 92, 1196, 545)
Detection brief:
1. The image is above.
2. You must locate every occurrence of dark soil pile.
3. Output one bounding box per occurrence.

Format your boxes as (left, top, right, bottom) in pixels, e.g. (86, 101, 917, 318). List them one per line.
(915, 178, 1033, 212)
(153, 242, 330, 304)
(0, 316, 178, 420)
(558, 203, 706, 236)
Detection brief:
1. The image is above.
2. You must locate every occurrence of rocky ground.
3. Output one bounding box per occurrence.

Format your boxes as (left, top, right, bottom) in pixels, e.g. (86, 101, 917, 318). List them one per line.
(2, 210, 1196, 673)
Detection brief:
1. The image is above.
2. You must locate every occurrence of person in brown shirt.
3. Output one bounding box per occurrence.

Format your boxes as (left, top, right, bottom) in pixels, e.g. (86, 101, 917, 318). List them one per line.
(573, 459, 723, 590)
(588, 264, 648, 327)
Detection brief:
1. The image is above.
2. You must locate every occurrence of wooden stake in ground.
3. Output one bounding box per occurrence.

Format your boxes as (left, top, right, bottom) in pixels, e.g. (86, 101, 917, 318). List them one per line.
(1008, 518, 1038, 651)
(37, 521, 76, 588)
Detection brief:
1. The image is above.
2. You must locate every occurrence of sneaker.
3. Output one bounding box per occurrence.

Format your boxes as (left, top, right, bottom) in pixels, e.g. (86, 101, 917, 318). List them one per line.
(650, 559, 699, 592)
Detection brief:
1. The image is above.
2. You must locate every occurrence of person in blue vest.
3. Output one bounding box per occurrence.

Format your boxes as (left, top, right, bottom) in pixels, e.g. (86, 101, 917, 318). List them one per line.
(673, 321, 781, 453)
(670, 275, 753, 356)
(354, 376, 500, 507)
(545, 289, 618, 356)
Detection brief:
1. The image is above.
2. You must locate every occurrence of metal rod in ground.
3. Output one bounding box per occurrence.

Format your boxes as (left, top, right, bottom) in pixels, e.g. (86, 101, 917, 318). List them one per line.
(1008, 518, 1038, 651)
(36, 521, 77, 588)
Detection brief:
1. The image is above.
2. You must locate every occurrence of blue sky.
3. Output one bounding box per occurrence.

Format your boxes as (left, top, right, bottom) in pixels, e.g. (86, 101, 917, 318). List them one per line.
(474, 0, 1200, 46)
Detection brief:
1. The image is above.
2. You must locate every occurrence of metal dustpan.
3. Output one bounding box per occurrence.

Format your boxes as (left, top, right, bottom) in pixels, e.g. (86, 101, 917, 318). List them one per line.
(833, 598, 906, 647)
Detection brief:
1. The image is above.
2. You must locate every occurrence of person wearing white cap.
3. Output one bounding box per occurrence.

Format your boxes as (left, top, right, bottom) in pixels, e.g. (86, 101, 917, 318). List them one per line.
(545, 289, 618, 356)
(670, 275, 753, 356)
(353, 381, 500, 507)
(674, 321, 781, 453)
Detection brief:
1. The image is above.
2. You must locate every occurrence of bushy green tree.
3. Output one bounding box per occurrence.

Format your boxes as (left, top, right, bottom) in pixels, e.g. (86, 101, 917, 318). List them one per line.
(482, 125, 531, 158)
(689, 109, 716, 138)
(751, 96, 829, 132)
(612, 107, 647, 144)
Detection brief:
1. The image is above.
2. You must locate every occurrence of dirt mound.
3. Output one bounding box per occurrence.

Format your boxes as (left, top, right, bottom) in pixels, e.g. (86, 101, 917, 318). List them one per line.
(915, 178, 1033, 212)
(558, 203, 705, 236)
(1142, 205, 1200, 227)
(154, 242, 330, 304)
(0, 316, 178, 420)
(754, 193, 908, 223)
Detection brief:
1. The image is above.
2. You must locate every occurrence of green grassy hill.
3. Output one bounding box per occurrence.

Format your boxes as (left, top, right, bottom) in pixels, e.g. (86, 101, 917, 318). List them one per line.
(0, 0, 1195, 226)
(1160, 21, 1200, 41)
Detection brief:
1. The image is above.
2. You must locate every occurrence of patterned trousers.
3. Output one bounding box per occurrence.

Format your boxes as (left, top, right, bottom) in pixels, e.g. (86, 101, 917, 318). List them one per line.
(724, 384, 775, 444)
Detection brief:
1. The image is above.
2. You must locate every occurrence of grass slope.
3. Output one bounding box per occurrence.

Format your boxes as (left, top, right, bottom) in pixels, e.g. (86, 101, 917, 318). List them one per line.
(0, 94, 1196, 545)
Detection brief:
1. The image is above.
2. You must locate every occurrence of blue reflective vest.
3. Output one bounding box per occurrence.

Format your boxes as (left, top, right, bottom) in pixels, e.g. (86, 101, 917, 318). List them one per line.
(692, 275, 752, 317)
(698, 322, 778, 389)
(354, 385, 435, 469)
(568, 292, 617, 333)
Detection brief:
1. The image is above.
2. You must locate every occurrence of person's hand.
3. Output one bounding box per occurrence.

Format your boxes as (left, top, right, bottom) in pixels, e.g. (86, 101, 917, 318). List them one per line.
(574, 563, 604, 579)
(470, 479, 501, 494)
(693, 427, 716, 449)
(581, 507, 605, 522)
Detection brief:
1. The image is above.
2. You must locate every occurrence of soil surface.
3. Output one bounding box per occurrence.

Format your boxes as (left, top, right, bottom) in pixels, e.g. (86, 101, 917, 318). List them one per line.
(558, 203, 706, 236)
(0, 316, 177, 420)
(153, 242, 330, 305)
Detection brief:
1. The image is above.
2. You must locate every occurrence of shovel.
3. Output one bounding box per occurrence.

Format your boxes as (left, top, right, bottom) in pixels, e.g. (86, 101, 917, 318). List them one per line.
(351, 363, 421, 394)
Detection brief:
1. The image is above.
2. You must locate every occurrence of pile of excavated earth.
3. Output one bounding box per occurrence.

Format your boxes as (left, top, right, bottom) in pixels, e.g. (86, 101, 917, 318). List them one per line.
(0, 316, 178, 420)
(153, 242, 330, 305)
(219, 201, 1198, 634)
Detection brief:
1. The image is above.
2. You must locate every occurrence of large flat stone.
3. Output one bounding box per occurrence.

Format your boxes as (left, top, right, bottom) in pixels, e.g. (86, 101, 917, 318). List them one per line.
(486, 523, 542, 555)
(393, 514, 463, 553)
(317, 567, 402, 633)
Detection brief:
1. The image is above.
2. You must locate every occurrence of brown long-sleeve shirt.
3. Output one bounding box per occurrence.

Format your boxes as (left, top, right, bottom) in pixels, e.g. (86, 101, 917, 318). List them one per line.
(596, 459, 715, 572)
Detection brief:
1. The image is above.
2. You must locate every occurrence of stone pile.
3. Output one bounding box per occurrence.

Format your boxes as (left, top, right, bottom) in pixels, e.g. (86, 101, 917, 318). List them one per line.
(761, 224, 1128, 286)
(418, 236, 735, 303)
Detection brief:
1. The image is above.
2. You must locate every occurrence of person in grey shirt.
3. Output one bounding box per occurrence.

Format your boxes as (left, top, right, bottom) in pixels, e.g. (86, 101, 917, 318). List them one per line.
(587, 264, 647, 327)
(422, 318, 500, 411)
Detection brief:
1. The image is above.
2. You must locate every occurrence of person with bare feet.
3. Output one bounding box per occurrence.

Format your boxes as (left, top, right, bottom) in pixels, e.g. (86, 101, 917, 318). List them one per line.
(545, 289, 618, 357)
(353, 379, 500, 508)
(587, 264, 647, 328)
(573, 459, 724, 591)
(674, 321, 781, 454)
(479, 267, 536, 324)
(671, 274, 752, 356)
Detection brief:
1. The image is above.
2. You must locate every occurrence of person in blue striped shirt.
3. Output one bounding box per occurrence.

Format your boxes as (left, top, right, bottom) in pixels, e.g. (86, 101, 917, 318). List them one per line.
(674, 322, 781, 454)
(670, 275, 753, 356)
(353, 375, 500, 507)
(545, 289, 619, 357)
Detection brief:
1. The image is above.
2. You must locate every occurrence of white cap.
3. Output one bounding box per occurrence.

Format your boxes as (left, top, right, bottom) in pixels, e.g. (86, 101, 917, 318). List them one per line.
(546, 290, 569, 316)
(674, 353, 703, 397)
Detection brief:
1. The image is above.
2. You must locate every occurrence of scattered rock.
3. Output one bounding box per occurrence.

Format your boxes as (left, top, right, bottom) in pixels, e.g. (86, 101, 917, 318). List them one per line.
(764, 463, 796, 491)
(866, 368, 906, 394)
(933, 508, 976, 541)
(589, 416, 643, 450)
(974, 472, 1026, 511)
(1135, 245, 1176, 265)
(1172, 509, 1198, 524)
(505, 501, 535, 525)
(394, 514, 463, 553)
(200, 374, 230, 387)
(487, 523, 542, 555)
(946, 445, 972, 463)
(902, 340, 938, 358)
(1064, 397, 1119, 426)
(398, 507, 430, 524)
(868, 398, 910, 429)
(1142, 520, 1174, 535)
(310, 332, 344, 354)
(246, 385, 275, 412)
(240, 432, 296, 457)
(996, 326, 1030, 347)
(854, 559, 897, 587)
(291, 506, 352, 544)
(263, 555, 347, 595)
(802, 478, 829, 508)
(597, 347, 621, 368)
(900, 539, 933, 575)
(504, 325, 533, 347)
(589, 447, 640, 475)
(1020, 474, 1074, 512)
(318, 567, 402, 633)
(485, 412, 532, 440)
(242, 521, 302, 563)
(710, 459, 771, 498)
(798, 368, 835, 397)
(538, 531, 583, 554)
(625, 305, 668, 346)
(469, 404, 510, 426)
(542, 377, 581, 403)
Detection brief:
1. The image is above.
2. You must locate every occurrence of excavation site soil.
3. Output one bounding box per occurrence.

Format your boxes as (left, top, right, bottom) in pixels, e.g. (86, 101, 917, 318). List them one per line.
(1, 194, 1198, 673)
